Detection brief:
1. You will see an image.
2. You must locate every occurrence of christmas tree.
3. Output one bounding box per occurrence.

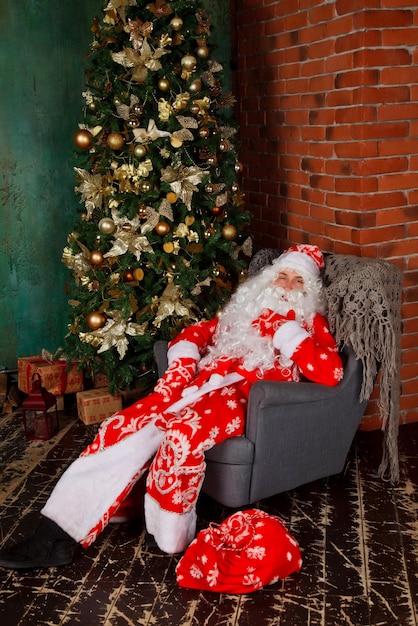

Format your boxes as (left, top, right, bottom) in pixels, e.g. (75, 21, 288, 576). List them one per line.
(62, 0, 252, 392)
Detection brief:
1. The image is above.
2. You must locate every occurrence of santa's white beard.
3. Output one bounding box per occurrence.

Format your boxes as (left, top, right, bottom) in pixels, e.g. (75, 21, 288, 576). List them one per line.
(200, 264, 326, 374)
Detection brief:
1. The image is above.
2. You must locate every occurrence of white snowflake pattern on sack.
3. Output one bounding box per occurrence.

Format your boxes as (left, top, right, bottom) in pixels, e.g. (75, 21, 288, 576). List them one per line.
(190, 564, 204, 579)
(246, 545, 267, 560)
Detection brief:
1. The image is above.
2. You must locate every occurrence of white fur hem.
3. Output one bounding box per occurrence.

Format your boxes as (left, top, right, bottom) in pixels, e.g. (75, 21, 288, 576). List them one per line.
(41, 419, 164, 543)
(273, 320, 309, 359)
(144, 493, 197, 554)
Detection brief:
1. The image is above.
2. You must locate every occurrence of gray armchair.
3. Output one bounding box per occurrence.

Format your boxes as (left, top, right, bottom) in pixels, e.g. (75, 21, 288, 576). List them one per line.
(153, 248, 372, 507)
(154, 341, 366, 507)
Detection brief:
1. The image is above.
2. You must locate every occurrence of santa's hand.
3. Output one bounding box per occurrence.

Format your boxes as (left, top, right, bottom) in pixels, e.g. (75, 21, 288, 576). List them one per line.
(252, 308, 289, 337)
(272, 320, 310, 358)
(167, 340, 200, 367)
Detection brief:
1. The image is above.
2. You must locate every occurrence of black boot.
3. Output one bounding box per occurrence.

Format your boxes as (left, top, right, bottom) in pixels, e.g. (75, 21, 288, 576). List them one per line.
(0, 516, 75, 570)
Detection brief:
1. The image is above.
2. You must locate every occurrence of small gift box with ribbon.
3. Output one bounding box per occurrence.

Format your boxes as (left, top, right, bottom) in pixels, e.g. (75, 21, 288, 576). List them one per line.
(18, 350, 84, 396)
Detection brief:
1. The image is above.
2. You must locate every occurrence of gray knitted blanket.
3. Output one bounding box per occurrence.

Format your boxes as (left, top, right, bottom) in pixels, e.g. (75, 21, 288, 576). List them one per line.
(324, 253, 403, 483)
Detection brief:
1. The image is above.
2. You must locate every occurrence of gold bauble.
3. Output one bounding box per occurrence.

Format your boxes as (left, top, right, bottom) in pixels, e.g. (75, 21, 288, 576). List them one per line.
(132, 102, 143, 115)
(234, 161, 243, 173)
(127, 116, 140, 128)
(163, 242, 175, 254)
(170, 135, 184, 148)
(205, 182, 214, 193)
(181, 54, 197, 71)
(196, 45, 209, 58)
(86, 311, 107, 331)
(113, 97, 123, 107)
(207, 155, 218, 166)
(122, 269, 134, 282)
(106, 132, 124, 150)
(172, 33, 184, 46)
(155, 221, 171, 236)
(199, 127, 210, 138)
(222, 224, 238, 241)
(98, 218, 116, 235)
(90, 250, 104, 265)
(140, 180, 153, 193)
(170, 16, 183, 31)
(190, 103, 200, 115)
(204, 227, 214, 239)
(166, 191, 177, 203)
(212, 264, 226, 279)
(158, 77, 170, 91)
(133, 268, 144, 281)
(74, 129, 92, 150)
(189, 79, 202, 93)
(133, 144, 147, 159)
(239, 268, 248, 282)
(137, 203, 148, 219)
(231, 182, 239, 193)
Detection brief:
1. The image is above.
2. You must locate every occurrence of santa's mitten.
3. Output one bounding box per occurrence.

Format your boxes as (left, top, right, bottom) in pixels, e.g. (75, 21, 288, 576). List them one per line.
(272, 320, 310, 359)
(252, 309, 295, 338)
(155, 339, 200, 389)
(167, 339, 200, 366)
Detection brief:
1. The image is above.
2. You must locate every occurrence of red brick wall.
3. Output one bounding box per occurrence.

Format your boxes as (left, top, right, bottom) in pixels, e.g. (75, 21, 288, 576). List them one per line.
(232, 0, 418, 427)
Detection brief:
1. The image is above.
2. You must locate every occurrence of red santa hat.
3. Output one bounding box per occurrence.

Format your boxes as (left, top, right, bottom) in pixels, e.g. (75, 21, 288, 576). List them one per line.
(176, 509, 302, 594)
(273, 244, 324, 279)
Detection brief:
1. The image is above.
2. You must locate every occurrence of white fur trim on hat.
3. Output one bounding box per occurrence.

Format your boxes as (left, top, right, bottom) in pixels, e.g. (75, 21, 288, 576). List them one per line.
(273, 245, 324, 279)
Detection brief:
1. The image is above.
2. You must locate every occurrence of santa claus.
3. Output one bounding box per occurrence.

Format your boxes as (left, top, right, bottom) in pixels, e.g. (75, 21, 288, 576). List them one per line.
(0, 244, 343, 569)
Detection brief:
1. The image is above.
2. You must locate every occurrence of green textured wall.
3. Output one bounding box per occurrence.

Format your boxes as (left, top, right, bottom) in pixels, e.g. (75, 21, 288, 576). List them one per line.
(0, 0, 231, 369)
(0, 0, 99, 368)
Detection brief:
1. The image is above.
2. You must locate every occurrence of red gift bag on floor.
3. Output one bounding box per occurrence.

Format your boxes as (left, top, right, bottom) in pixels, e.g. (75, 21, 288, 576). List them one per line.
(176, 509, 302, 594)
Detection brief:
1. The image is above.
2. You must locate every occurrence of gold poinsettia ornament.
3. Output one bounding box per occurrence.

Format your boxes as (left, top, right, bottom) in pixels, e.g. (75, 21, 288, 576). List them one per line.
(153, 282, 199, 328)
(111, 39, 171, 84)
(160, 164, 206, 210)
(89, 310, 148, 359)
(125, 18, 154, 50)
(141, 198, 174, 233)
(103, 209, 154, 260)
(104, 0, 137, 24)
(146, 0, 173, 18)
(74, 168, 105, 218)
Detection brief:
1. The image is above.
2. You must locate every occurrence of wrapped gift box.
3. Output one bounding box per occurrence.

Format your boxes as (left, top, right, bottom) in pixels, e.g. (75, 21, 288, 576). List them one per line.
(18, 356, 84, 396)
(92, 372, 109, 389)
(76, 388, 122, 425)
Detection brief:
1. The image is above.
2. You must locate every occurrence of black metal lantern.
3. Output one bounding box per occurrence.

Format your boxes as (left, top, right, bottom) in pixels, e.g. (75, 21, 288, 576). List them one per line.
(22, 373, 59, 440)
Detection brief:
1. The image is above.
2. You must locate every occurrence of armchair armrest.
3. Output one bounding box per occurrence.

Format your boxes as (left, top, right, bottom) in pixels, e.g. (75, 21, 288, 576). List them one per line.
(245, 345, 368, 500)
(246, 345, 362, 441)
(154, 340, 169, 378)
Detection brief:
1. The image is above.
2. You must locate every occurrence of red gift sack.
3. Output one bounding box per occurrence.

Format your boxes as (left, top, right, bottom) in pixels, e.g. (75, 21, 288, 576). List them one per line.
(176, 509, 302, 594)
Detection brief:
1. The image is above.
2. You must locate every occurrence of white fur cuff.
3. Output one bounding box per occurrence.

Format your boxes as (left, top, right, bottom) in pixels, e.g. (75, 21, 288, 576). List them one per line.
(273, 321, 310, 359)
(167, 340, 200, 366)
